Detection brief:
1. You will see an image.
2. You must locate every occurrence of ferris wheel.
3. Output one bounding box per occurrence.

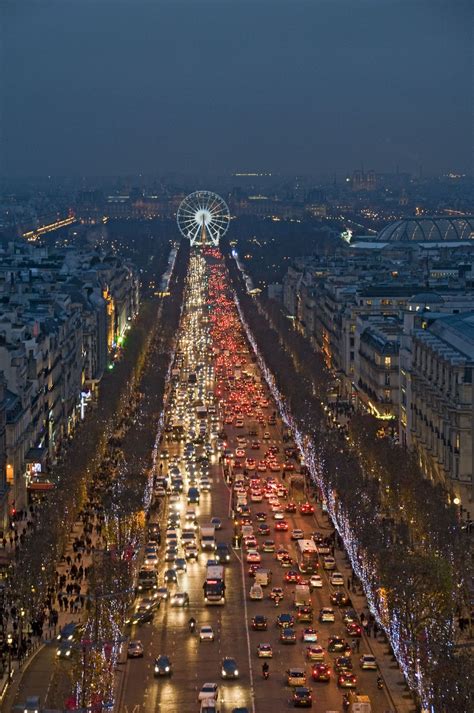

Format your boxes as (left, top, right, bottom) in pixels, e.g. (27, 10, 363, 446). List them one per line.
(177, 191, 230, 247)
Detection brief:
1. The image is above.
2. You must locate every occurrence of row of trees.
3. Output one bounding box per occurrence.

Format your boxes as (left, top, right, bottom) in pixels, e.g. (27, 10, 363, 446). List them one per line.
(226, 253, 472, 711)
(66, 240, 190, 710)
(11, 241, 189, 708)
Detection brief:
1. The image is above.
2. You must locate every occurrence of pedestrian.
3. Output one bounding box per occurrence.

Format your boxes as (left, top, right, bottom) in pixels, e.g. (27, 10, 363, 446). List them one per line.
(360, 612, 366, 624)
(351, 638, 357, 653)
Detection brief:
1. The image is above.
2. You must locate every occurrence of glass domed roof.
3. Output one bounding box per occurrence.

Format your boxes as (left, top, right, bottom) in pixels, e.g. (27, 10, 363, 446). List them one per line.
(377, 216, 474, 242)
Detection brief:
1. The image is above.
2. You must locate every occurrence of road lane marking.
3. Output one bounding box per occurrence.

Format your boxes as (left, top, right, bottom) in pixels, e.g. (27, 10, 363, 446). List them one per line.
(240, 549, 256, 713)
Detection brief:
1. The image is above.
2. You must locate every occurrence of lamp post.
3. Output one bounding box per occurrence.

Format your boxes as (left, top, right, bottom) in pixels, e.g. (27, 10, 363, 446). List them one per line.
(6, 632, 12, 679)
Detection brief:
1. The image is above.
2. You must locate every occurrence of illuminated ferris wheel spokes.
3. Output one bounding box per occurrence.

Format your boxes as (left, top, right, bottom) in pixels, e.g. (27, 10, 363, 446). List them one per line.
(177, 191, 230, 247)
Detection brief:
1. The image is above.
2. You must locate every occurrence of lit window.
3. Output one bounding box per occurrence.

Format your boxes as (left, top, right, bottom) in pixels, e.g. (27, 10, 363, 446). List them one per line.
(384, 357, 391, 367)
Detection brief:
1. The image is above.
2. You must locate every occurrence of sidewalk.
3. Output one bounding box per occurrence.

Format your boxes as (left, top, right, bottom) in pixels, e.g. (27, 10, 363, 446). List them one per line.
(1, 513, 103, 711)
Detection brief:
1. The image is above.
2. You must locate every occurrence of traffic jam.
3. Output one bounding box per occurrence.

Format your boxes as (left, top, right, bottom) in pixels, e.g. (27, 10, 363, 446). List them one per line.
(125, 248, 386, 712)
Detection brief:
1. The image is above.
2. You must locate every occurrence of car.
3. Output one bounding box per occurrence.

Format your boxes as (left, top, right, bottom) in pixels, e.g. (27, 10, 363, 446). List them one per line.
(346, 622, 362, 637)
(154, 654, 172, 676)
(342, 608, 359, 625)
(306, 644, 325, 661)
(263, 539, 275, 552)
(250, 584, 264, 600)
(255, 512, 267, 521)
(301, 628, 318, 642)
(338, 672, 357, 689)
(276, 547, 289, 561)
(330, 572, 344, 587)
(309, 574, 323, 589)
(297, 606, 313, 623)
(156, 586, 169, 601)
(262, 431, 271, 439)
(164, 569, 178, 583)
(292, 686, 312, 707)
(185, 545, 199, 561)
(285, 569, 300, 584)
(299, 503, 314, 515)
(257, 643, 273, 658)
(335, 656, 353, 674)
(246, 550, 261, 564)
(312, 662, 331, 682)
(125, 608, 154, 626)
(251, 491, 263, 502)
(56, 642, 73, 659)
(273, 511, 285, 521)
(291, 529, 304, 540)
(175, 558, 187, 573)
(135, 596, 160, 612)
(275, 520, 289, 532)
(248, 564, 260, 577)
(280, 554, 294, 568)
(330, 591, 351, 607)
(56, 622, 83, 643)
(257, 524, 270, 536)
(287, 667, 306, 686)
(127, 640, 144, 658)
(171, 592, 189, 607)
(328, 636, 351, 654)
(323, 556, 336, 570)
(285, 502, 297, 513)
(221, 657, 239, 679)
(198, 682, 219, 701)
(23, 697, 41, 713)
(280, 627, 297, 644)
(164, 549, 177, 563)
(251, 615, 267, 631)
(360, 654, 378, 670)
(276, 613, 295, 628)
(319, 607, 335, 623)
(270, 586, 284, 600)
(199, 626, 215, 641)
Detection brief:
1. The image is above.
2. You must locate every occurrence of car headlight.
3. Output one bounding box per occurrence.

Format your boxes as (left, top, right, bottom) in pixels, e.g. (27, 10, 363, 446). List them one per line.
(234, 669, 239, 675)
(165, 666, 170, 672)
(154, 666, 159, 672)
(222, 670, 226, 676)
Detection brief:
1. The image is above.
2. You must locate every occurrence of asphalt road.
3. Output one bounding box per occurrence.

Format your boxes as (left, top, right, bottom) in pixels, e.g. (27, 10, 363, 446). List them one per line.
(118, 252, 393, 713)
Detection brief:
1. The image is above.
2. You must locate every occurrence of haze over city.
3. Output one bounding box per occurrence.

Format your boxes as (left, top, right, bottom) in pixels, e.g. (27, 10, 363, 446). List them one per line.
(1, 0, 472, 178)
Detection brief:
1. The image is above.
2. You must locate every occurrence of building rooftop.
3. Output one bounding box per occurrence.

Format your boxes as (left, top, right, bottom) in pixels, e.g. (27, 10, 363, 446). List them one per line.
(377, 216, 474, 243)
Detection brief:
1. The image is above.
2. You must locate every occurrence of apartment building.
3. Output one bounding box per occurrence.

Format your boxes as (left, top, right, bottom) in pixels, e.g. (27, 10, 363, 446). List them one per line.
(0, 239, 140, 521)
(400, 312, 474, 511)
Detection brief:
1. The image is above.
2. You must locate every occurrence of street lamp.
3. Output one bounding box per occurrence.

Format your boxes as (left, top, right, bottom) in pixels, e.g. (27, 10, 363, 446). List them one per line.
(6, 632, 12, 679)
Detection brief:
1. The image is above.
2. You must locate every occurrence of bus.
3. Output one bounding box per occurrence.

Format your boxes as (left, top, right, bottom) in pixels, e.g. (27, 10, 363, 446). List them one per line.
(203, 564, 225, 604)
(296, 539, 319, 574)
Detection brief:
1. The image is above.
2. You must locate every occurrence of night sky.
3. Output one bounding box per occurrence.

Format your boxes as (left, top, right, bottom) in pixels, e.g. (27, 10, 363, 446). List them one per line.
(1, 0, 471, 178)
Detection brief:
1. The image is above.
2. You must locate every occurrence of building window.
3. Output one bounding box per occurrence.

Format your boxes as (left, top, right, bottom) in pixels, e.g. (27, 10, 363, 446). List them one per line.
(385, 374, 391, 386)
(384, 356, 391, 367)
